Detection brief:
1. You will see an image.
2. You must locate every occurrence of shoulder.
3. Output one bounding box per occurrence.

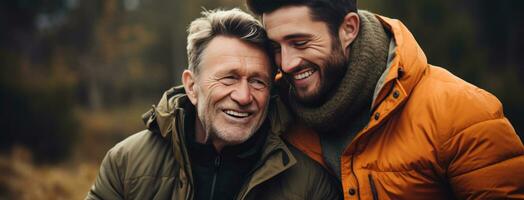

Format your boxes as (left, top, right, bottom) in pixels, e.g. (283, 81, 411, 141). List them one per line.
(108, 130, 168, 158)
(104, 130, 174, 180)
(410, 65, 505, 134)
(91, 130, 180, 199)
(408, 66, 522, 169)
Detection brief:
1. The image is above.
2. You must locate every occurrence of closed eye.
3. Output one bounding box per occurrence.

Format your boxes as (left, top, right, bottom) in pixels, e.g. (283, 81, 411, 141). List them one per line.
(219, 76, 238, 85)
(291, 40, 308, 48)
(249, 79, 269, 90)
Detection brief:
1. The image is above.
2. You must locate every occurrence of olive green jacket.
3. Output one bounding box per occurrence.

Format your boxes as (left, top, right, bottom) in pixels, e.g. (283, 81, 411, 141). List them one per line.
(86, 86, 340, 200)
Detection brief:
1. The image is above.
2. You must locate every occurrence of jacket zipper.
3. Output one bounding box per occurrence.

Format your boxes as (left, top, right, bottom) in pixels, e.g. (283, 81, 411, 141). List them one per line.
(368, 174, 378, 200)
(209, 155, 222, 200)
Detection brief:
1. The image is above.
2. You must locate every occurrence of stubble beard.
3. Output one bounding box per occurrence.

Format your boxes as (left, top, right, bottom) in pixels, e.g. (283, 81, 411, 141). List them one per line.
(198, 101, 269, 147)
(291, 39, 348, 106)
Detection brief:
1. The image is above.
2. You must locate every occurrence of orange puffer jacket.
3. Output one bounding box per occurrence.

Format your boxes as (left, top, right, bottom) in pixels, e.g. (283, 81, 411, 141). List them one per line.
(283, 14, 524, 200)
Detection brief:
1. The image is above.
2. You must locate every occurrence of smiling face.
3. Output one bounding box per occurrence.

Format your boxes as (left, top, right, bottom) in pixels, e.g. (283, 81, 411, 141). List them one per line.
(183, 36, 272, 150)
(263, 5, 348, 104)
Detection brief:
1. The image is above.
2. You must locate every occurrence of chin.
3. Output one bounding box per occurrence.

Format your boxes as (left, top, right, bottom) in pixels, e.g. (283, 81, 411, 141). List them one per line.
(216, 127, 255, 144)
(294, 89, 324, 105)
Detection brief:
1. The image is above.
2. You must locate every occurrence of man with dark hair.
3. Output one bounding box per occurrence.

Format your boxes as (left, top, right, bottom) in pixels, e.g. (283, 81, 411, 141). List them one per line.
(246, 0, 524, 199)
(86, 8, 340, 200)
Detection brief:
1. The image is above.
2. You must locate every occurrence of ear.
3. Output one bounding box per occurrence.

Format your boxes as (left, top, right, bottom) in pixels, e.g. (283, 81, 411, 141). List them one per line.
(182, 70, 198, 105)
(338, 12, 360, 50)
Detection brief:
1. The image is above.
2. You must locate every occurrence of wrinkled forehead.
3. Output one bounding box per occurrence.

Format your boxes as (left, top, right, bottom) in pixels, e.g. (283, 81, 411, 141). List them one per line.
(199, 36, 272, 78)
(206, 56, 272, 81)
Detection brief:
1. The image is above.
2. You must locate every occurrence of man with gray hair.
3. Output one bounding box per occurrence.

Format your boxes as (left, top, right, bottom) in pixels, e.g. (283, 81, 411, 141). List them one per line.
(86, 8, 340, 200)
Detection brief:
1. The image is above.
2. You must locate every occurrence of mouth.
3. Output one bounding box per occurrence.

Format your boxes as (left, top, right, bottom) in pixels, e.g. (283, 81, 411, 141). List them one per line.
(223, 109, 251, 118)
(292, 69, 316, 80)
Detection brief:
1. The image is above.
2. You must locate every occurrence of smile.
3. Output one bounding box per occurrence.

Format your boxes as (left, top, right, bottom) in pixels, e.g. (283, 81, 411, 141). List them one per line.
(293, 69, 315, 80)
(224, 109, 251, 118)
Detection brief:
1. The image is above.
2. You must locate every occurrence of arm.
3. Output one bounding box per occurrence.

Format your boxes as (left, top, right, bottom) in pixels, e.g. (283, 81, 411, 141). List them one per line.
(86, 148, 126, 200)
(443, 117, 524, 199)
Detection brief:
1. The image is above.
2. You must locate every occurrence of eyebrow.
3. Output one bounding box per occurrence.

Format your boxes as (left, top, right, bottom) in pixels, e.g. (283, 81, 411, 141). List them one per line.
(217, 68, 271, 81)
(283, 33, 312, 41)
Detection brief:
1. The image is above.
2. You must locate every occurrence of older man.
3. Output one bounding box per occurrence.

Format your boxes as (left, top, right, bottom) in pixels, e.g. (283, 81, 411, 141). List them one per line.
(246, 0, 524, 199)
(86, 8, 340, 200)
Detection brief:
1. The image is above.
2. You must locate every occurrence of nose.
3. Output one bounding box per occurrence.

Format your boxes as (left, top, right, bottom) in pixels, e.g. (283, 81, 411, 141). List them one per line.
(279, 46, 302, 73)
(230, 80, 253, 106)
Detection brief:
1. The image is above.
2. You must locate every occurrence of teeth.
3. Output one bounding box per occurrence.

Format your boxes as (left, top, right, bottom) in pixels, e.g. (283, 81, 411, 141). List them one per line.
(294, 70, 314, 80)
(225, 110, 249, 117)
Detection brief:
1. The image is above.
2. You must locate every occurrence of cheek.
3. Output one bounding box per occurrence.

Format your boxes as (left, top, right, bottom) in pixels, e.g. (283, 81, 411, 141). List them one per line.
(305, 44, 332, 62)
(207, 86, 234, 105)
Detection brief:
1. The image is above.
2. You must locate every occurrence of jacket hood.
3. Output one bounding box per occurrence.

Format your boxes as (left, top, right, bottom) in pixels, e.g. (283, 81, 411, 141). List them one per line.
(142, 85, 187, 138)
(372, 15, 429, 108)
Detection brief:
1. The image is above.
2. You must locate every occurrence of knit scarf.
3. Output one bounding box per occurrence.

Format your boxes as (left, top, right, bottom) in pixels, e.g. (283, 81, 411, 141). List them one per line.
(288, 11, 390, 132)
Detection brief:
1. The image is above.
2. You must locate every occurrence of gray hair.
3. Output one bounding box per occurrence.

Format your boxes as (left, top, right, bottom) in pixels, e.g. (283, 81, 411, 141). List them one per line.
(186, 8, 274, 75)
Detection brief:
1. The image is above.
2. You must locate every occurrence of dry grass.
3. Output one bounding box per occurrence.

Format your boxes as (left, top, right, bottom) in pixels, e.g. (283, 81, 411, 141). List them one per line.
(0, 147, 98, 200)
(0, 101, 151, 199)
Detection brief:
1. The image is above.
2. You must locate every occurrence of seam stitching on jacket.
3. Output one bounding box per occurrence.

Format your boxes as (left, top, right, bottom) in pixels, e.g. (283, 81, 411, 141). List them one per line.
(440, 117, 504, 149)
(439, 117, 519, 178)
(451, 153, 524, 178)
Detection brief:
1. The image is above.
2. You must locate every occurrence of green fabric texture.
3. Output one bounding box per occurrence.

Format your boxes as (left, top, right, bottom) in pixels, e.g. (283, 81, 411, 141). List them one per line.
(86, 86, 341, 200)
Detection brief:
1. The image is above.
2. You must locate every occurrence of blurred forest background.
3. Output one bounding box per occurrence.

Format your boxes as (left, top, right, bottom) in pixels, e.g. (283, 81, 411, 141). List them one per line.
(0, 0, 523, 199)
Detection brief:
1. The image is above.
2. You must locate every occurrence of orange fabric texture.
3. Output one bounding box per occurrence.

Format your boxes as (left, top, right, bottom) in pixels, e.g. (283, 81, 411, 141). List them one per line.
(284, 15, 524, 200)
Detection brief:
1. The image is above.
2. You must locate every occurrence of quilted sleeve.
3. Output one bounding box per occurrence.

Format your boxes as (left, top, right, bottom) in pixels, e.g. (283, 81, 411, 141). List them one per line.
(85, 147, 126, 200)
(443, 117, 524, 199)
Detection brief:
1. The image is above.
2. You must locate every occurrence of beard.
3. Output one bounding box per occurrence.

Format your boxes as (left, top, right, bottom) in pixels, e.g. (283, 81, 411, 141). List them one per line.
(289, 39, 348, 106)
(208, 110, 266, 146)
(197, 100, 269, 147)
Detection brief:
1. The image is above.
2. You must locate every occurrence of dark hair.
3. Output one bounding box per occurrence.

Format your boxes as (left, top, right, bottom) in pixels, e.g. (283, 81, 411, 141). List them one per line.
(246, 0, 357, 36)
(187, 8, 276, 76)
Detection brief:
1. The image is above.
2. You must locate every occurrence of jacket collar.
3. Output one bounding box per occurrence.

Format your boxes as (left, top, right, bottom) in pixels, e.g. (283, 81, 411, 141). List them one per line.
(372, 14, 428, 109)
